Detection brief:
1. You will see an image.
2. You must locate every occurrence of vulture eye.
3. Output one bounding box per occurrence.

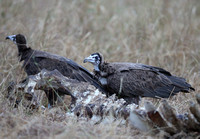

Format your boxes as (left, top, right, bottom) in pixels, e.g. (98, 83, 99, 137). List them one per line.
(95, 56, 99, 60)
(13, 37, 16, 42)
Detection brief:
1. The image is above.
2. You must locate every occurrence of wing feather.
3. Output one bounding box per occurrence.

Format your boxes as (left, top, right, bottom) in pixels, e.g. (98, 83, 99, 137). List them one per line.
(24, 50, 106, 92)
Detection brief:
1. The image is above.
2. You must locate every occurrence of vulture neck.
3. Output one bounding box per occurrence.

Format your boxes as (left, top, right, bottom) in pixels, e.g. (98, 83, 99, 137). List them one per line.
(95, 61, 108, 76)
(94, 64, 100, 72)
(17, 44, 33, 61)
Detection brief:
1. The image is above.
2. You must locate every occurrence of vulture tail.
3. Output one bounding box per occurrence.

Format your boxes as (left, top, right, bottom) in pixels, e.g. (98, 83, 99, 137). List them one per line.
(155, 75, 194, 98)
(168, 75, 195, 92)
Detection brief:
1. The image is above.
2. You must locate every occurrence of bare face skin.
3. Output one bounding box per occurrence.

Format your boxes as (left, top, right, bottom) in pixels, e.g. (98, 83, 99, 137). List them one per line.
(6, 35, 17, 44)
(83, 53, 101, 71)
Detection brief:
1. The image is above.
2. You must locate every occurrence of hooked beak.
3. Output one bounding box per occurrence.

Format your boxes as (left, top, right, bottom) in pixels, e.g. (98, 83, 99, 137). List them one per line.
(83, 55, 95, 63)
(5, 35, 16, 44)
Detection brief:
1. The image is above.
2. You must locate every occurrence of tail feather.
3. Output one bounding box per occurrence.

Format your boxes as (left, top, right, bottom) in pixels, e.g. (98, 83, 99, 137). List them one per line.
(154, 75, 195, 98)
(155, 86, 183, 98)
(168, 76, 195, 92)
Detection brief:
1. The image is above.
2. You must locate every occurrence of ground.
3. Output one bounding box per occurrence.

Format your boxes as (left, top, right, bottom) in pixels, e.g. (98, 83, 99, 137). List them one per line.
(0, 0, 200, 138)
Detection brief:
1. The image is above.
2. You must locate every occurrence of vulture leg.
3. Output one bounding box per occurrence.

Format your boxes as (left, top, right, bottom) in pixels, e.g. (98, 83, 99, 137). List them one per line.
(45, 90, 57, 108)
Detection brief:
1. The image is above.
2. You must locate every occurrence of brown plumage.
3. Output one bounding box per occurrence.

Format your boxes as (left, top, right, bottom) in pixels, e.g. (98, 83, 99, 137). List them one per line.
(83, 52, 195, 104)
(6, 34, 105, 108)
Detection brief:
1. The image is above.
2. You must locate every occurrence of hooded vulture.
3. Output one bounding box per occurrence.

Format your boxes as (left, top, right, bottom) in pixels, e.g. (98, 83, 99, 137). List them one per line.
(83, 52, 195, 104)
(6, 34, 105, 108)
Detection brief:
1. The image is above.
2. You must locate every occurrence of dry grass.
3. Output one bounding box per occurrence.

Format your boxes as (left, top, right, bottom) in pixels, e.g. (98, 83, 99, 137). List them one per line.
(0, 0, 200, 138)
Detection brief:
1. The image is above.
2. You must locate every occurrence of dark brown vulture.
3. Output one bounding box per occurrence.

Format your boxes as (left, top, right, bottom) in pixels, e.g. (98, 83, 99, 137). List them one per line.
(83, 52, 195, 104)
(6, 34, 105, 108)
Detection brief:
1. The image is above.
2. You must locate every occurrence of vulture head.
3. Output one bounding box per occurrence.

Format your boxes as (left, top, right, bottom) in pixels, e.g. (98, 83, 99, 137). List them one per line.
(83, 52, 103, 71)
(6, 34, 27, 45)
(6, 34, 28, 55)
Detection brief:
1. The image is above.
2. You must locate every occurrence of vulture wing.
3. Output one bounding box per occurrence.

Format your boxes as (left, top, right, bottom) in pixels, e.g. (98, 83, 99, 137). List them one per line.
(105, 63, 194, 98)
(24, 50, 105, 92)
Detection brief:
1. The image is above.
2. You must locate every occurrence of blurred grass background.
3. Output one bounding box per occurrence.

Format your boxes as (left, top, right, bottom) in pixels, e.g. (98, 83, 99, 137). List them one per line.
(0, 0, 200, 138)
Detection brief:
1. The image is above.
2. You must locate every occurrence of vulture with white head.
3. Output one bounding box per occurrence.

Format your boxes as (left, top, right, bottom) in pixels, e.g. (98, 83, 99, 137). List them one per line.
(83, 52, 195, 104)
